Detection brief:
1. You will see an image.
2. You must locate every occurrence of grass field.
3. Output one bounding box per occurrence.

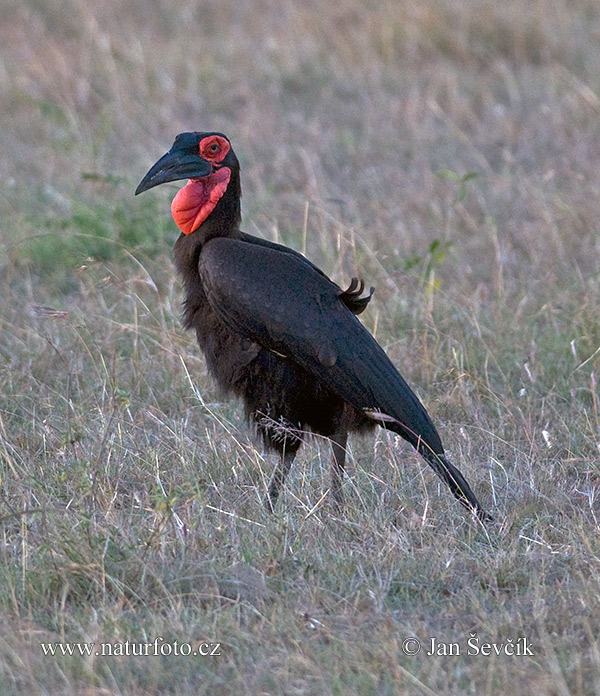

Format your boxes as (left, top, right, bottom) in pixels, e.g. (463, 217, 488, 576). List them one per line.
(1, 0, 600, 693)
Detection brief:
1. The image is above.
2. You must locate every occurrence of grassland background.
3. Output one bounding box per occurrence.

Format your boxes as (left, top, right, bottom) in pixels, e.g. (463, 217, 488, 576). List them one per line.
(1, 0, 600, 694)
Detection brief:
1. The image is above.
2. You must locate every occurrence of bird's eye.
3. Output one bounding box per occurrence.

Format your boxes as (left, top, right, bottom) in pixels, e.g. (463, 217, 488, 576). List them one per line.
(199, 135, 230, 160)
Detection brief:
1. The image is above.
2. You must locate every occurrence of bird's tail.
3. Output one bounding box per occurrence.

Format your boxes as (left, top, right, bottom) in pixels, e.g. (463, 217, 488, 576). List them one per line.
(417, 444, 490, 521)
(366, 409, 489, 520)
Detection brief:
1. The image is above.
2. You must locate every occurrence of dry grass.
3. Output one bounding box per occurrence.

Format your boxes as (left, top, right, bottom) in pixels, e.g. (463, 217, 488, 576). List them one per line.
(1, 0, 600, 693)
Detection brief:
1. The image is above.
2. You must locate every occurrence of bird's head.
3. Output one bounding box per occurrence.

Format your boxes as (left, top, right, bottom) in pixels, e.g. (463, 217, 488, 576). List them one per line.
(135, 132, 240, 236)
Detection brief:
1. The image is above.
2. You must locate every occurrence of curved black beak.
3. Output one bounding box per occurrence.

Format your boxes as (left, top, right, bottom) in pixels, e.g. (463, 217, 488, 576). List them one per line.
(135, 149, 212, 195)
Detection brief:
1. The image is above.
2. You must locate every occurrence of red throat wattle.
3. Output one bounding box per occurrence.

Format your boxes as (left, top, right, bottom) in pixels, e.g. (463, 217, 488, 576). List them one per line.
(171, 167, 231, 235)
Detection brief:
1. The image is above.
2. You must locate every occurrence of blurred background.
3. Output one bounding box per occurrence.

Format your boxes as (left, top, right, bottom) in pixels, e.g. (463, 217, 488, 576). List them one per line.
(4, 0, 599, 295)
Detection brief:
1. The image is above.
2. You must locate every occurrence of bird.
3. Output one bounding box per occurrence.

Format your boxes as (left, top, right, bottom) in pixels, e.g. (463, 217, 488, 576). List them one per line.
(135, 131, 488, 520)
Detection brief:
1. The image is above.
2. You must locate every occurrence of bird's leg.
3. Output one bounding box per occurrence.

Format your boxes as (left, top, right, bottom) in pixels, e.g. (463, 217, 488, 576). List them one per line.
(329, 432, 348, 510)
(264, 448, 296, 512)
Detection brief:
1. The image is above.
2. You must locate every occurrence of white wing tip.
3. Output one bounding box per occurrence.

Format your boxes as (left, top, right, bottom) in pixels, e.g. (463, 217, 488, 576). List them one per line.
(363, 409, 397, 423)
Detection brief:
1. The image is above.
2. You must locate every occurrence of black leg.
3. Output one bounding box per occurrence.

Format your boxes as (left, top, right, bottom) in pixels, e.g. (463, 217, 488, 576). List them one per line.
(264, 449, 296, 512)
(330, 432, 348, 510)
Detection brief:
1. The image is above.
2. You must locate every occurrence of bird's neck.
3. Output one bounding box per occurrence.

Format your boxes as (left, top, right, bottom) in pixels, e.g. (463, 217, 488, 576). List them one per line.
(172, 167, 242, 298)
(173, 200, 241, 282)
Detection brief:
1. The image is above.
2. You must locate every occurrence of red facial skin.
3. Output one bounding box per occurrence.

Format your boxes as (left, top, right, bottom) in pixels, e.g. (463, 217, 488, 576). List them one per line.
(171, 135, 232, 235)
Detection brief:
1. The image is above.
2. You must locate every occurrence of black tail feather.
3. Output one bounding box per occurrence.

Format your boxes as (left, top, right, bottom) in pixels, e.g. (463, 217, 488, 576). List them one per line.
(367, 411, 490, 520)
(419, 446, 491, 521)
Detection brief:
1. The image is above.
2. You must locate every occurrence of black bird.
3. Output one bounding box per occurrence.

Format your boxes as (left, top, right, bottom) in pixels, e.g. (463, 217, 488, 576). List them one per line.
(136, 132, 487, 519)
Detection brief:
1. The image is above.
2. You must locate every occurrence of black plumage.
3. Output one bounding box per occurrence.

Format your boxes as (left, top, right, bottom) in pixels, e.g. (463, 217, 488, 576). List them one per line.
(136, 131, 487, 519)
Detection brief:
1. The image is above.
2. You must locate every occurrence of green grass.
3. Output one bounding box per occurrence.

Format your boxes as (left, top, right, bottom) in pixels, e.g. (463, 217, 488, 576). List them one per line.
(1, 0, 600, 693)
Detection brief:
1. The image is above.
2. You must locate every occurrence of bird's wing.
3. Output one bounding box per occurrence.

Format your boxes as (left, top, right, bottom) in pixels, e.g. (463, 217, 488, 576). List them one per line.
(239, 232, 374, 315)
(199, 236, 442, 454)
(239, 231, 329, 278)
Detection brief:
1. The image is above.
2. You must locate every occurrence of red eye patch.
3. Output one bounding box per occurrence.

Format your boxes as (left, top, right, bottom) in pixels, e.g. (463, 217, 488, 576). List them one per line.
(199, 135, 230, 162)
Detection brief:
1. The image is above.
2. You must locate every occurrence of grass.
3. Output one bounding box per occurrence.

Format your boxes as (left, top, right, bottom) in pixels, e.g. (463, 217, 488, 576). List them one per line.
(1, 0, 600, 693)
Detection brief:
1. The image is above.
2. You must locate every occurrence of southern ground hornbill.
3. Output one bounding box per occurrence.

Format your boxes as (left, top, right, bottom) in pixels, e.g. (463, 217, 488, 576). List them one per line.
(136, 132, 487, 519)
